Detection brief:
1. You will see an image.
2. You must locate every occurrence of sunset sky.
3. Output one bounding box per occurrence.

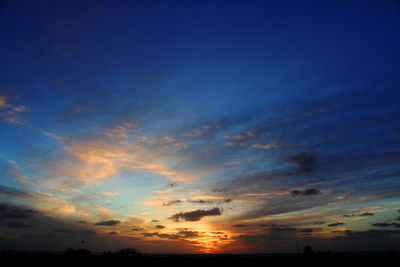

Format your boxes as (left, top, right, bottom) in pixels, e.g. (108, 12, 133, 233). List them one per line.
(1, 0, 400, 254)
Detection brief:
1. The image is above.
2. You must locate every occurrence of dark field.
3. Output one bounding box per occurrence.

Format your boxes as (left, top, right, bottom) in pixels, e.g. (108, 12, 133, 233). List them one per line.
(1, 250, 399, 266)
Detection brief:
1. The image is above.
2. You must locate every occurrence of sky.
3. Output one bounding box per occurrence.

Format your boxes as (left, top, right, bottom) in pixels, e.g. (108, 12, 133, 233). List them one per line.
(0, 0, 400, 254)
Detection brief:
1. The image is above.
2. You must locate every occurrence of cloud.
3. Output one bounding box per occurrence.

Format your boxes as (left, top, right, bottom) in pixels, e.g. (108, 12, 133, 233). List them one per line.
(155, 225, 165, 229)
(0, 95, 28, 123)
(0, 185, 77, 215)
(372, 222, 400, 228)
(142, 230, 201, 240)
(232, 226, 297, 241)
(257, 223, 278, 227)
(0, 221, 34, 228)
(328, 222, 345, 227)
(343, 212, 374, 217)
(333, 229, 400, 240)
(0, 203, 38, 220)
(211, 232, 225, 235)
(360, 212, 374, 216)
(0, 159, 28, 184)
(176, 230, 200, 238)
(162, 200, 183, 206)
(142, 232, 180, 240)
(223, 128, 257, 146)
(45, 128, 200, 185)
(267, 226, 297, 232)
(232, 224, 248, 228)
(223, 129, 257, 141)
(0, 202, 105, 251)
(184, 122, 219, 137)
(54, 228, 96, 235)
(169, 208, 222, 222)
(187, 198, 232, 204)
(332, 230, 353, 234)
(94, 220, 120, 226)
(251, 142, 302, 150)
(283, 152, 317, 175)
(290, 189, 321, 196)
(0, 184, 36, 200)
(0, 95, 8, 108)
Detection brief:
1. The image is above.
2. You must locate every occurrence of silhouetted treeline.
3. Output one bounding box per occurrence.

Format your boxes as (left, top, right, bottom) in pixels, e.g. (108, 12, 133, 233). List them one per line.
(0, 247, 399, 266)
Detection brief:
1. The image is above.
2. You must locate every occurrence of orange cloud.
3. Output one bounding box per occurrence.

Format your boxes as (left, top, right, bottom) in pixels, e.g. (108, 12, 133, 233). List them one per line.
(0, 95, 9, 108)
(38, 122, 201, 193)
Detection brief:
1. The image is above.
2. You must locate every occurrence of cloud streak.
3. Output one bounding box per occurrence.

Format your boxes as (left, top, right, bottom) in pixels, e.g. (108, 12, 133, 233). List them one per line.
(169, 208, 222, 222)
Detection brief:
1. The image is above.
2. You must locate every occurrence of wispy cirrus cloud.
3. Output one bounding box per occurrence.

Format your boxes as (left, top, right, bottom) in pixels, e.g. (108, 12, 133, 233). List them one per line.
(38, 121, 201, 189)
(0, 95, 28, 124)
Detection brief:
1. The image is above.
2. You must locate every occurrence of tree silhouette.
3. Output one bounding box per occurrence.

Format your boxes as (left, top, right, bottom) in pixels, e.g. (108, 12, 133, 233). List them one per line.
(114, 248, 142, 257)
(303, 245, 314, 256)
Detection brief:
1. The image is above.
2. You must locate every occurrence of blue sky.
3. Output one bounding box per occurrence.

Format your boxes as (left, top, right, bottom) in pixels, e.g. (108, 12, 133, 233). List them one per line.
(0, 0, 400, 253)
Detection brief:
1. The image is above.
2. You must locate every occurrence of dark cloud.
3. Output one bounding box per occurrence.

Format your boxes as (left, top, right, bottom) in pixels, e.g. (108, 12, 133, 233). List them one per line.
(168, 182, 177, 188)
(233, 228, 296, 241)
(0, 185, 33, 200)
(187, 198, 232, 204)
(258, 223, 278, 227)
(313, 221, 326, 225)
(283, 152, 317, 175)
(142, 232, 180, 240)
(143, 229, 200, 240)
(290, 188, 321, 196)
(302, 189, 321, 196)
(301, 228, 314, 233)
(0, 221, 34, 228)
(162, 200, 182, 206)
(333, 229, 400, 240)
(131, 227, 144, 231)
(268, 227, 297, 232)
(211, 188, 229, 193)
(109, 231, 117, 235)
(344, 212, 374, 217)
(360, 212, 374, 216)
(155, 225, 165, 229)
(169, 208, 222, 222)
(177, 230, 200, 238)
(0, 203, 38, 220)
(328, 222, 344, 227)
(142, 232, 156, 237)
(94, 220, 120, 226)
(332, 230, 353, 234)
(54, 228, 96, 235)
(372, 222, 400, 228)
(233, 234, 267, 240)
(232, 224, 248, 228)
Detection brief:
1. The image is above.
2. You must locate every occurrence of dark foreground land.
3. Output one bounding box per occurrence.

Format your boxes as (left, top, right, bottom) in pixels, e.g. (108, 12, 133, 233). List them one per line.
(1, 250, 399, 266)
